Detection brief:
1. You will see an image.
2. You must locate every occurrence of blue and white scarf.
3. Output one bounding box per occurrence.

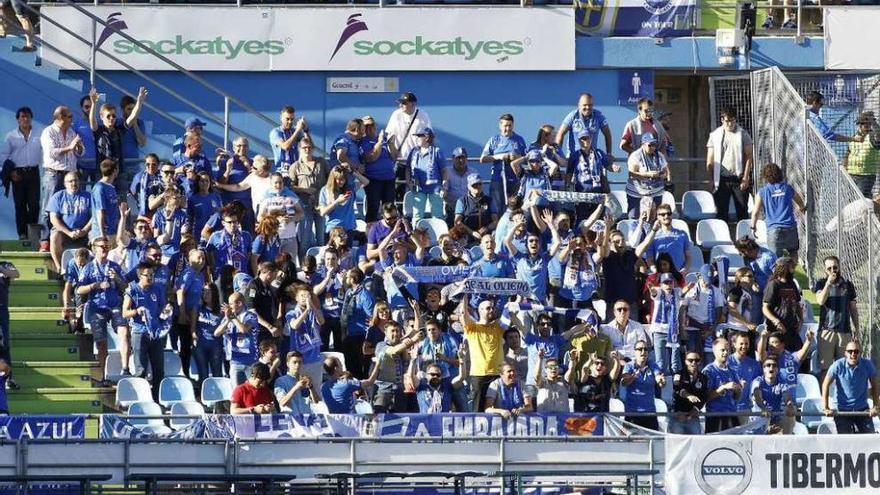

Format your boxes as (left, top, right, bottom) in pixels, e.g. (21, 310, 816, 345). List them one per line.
(655, 290, 680, 346)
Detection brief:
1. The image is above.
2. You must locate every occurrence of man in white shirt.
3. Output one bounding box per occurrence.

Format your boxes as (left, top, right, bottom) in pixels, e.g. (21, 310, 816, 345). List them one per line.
(385, 92, 431, 159)
(215, 155, 274, 215)
(706, 106, 753, 221)
(40, 106, 83, 250)
(600, 300, 650, 361)
(0, 106, 42, 239)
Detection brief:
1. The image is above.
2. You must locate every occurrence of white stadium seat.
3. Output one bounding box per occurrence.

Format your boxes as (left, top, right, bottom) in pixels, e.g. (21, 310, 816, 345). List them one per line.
(116, 377, 153, 409)
(681, 191, 717, 221)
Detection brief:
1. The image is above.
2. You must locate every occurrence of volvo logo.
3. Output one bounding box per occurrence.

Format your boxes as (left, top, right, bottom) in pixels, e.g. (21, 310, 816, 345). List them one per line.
(695, 446, 753, 495)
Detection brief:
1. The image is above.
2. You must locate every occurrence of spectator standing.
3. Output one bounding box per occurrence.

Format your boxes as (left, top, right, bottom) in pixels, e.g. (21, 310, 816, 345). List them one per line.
(411, 348, 468, 414)
(217, 137, 256, 231)
(256, 172, 304, 259)
(683, 265, 726, 361)
(330, 119, 364, 170)
(71, 96, 97, 184)
(727, 332, 762, 425)
(484, 362, 534, 417)
(813, 255, 858, 380)
(77, 237, 127, 381)
(318, 165, 369, 239)
(751, 163, 805, 263)
(625, 134, 669, 219)
(645, 204, 691, 276)
(188, 267, 222, 391)
(41, 106, 84, 251)
(620, 98, 670, 155)
(386, 92, 431, 161)
(407, 127, 447, 223)
(752, 356, 797, 434)
(274, 351, 322, 414)
(598, 222, 649, 312)
(45, 172, 91, 273)
(702, 338, 742, 433)
(117, 93, 147, 177)
(806, 92, 863, 145)
(213, 292, 259, 386)
(172, 133, 212, 176)
(445, 147, 476, 223)
(706, 106, 753, 221)
(533, 351, 571, 413)
(230, 362, 276, 415)
(480, 114, 527, 216)
(340, 268, 375, 379)
(360, 116, 399, 223)
(373, 318, 422, 413)
(461, 295, 505, 412)
(555, 93, 614, 162)
(89, 160, 122, 243)
(454, 174, 498, 244)
(289, 137, 329, 256)
(269, 105, 307, 175)
(284, 286, 325, 391)
(762, 257, 804, 353)
(669, 351, 708, 434)
(206, 205, 253, 281)
(647, 273, 684, 375)
(620, 340, 665, 430)
(122, 263, 170, 397)
(572, 351, 620, 413)
(726, 267, 762, 338)
(504, 328, 529, 381)
(600, 300, 649, 361)
(842, 113, 880, 198)
(734, 237, 777, 293)
(130, 154, 163, 218)
(0, 106, 41, 239)
(89, 87, 146, 191)
(0, 261, 19, 389)
(566, 131, 613, 203)
(757, 329, 812, 398)
(822, 341, 880, 434)
(320, 355, 378, 413)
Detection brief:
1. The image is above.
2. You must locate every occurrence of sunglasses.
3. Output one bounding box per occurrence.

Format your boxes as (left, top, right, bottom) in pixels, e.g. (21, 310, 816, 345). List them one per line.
(427, 372, 441, 377)
(686, 358, 701, 363)
(161, 170, 175, 175)
(635, 347, 647, 352)
(764, 363, 777, 368)
(614, 307, 629, 312)
(846, 349, 861, 355)
(593, 361, 606, 367)
(657, 212, 670, 217)
(545, 365, 559, 370)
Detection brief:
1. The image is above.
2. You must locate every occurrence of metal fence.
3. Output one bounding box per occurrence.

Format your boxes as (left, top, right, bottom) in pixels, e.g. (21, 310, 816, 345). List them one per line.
(748, 67, 880, 360)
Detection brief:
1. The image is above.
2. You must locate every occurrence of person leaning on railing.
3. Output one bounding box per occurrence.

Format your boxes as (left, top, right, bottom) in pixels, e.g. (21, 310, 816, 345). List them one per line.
(821, 341, 880, 434)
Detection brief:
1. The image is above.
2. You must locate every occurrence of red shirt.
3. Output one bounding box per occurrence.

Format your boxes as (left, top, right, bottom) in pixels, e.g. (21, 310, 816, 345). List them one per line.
(231, 381, 274, 409)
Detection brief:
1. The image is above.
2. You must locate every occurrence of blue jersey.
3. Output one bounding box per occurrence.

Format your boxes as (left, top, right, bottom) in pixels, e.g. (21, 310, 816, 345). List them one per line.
(647, 228, 692, 273)
(482, 133, 527, 184)
(513, 252, 551, 302)
(751, 376, 788, 414)
(90, 181, 121, 239)
(728, 354, 762, 410)
(219, 156, 253, 207)
(196, 308, 221, 342)
(703, 362, 739, 413)
(206, 230, 253, 277)
(152, 208, 188, 256)
(78, 259, 124, 310)
(318, 187, 356, 232)
(561, 108, 609, 158)
(828, 357, 876, 411)
(568, 148, 609, 193)
(759, 183, 796, 229)
(130, 171, 163, 217)
(470, 255, 514, 279)
(228, 310, 259, 365)
(252, 235, 281, 265)
(46, 190, 91, 230)
(360, 136, 396, 181)
(622, 361, 662, 412)
(187, 192, 222, 242)
(408, 146, 446, 194)
(285, 307, 322, 364)
(72, 117, 96, 169)
(329, 133, 361, 168)
(125, 282, 167, 338)
(269, 126, 298, 172)
(176, 265, 204, 314)
(322, 378, 361, 413)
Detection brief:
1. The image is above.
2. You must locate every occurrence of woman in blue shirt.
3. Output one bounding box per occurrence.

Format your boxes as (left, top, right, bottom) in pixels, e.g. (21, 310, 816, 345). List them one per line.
(188, 172, 222, 243)
(407, 128, 448, 223)
(250, 212, 282, 275)
(318, 166, 369, 240)
(192, 285, 224, 390)
(751, 162, 805, 264)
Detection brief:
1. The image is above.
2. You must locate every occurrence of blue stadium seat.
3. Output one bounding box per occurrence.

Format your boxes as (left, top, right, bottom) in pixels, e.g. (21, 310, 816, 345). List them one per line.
(128, 401, 173, 435)
(116, 377, 153, 409)
(416, 218, 449, 245)
(735, 219, 767, 246)
(201, 377, 233, 409)
(609, 191, 628, 220)
(306, 246, 322, 260)
(428, 246, 442, 259)
(661, 191, 678, 218)
(402, 191, 416, 219)
(158, 376, 196, 408)
(682, 191, 717, 221)
(615, 219, 641, 243)
(792, 422, 809, 435)
(169, 401, 205, 430)
(164, 350, 183, 377)
(687, 244, 704, 274)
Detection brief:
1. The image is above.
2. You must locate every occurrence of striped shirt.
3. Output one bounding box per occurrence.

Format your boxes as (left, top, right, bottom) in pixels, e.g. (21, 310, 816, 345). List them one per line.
(40, 123, 81, 172)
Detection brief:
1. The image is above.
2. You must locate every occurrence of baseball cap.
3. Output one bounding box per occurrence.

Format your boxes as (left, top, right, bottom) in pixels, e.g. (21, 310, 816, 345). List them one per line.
(641, 133, 657, 145)
(660, 273, 674, 283)
(576, 129, 592, 140)
(413, 127, 434, 137)
(184, 117, 207, 130)
(699, 264, 713, 281)
(467, 174, 482, 187)
(452, 147, 468, 158)
(526, 150, 543, 162)
(397, 92, 418, 104)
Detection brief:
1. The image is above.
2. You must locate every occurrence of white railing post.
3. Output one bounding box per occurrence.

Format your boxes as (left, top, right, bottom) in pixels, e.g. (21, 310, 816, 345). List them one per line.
(224, 97, 230, 152)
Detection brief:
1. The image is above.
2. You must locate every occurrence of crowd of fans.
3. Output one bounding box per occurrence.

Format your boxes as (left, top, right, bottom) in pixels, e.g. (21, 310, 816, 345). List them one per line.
(0, 87, 877, 436)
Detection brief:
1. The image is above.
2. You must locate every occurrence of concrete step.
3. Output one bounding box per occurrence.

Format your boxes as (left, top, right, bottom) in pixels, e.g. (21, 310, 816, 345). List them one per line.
(11, 398, 103, 415)
(13, 345, 80, 361)
(8, 280, 61, 307)
(0, 240, 36, 251)
(1, 252, 52, 281)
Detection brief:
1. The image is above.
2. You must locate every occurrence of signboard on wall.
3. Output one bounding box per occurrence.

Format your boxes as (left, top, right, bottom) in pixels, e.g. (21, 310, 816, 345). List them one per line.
(575, 0, 695, 37)
(666, 434, 880, 495)
(825, 8, 880, 69)
(41, 6, 575, 71)
(326, 77, 399, 93)
(618, 69, 654, 105)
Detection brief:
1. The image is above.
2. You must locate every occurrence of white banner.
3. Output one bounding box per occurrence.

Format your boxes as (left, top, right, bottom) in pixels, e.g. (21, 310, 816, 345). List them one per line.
(825, 8, 880, 70)
(666, 434, 880, 495)
(41, 6, 574, 71)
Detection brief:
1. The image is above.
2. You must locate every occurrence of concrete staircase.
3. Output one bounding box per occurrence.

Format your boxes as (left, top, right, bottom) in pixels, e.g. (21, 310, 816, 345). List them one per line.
(4, 245, 111, 417)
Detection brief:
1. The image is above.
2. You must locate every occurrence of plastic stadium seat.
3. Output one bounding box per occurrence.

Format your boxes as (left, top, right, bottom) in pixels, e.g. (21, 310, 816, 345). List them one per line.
(469, 246, 483, 261)
(402, 191, 416, 219)
(655, 398, 669, 432)
(305, 246, 321, 260)
(681, 191, 717, 221)
(800, 398, 831, 430)
(796, 373, 821, 407)
(428, 246, 442, 259)
(321, 351, 346, 372)
(355, 219, 367, 234)
(816, 422, 837, 435)
(105, 350, 122, 382)
(661, 191, 678, 218)
(158, 376, 196, 408)
(200, 377, 233, 409)
(128, 401, 173, 435)
(116, 377, 153, 409)
(169, 401, 205, 430)
(687, 244, 704, 274)
(670, 219, 692, 241)
(609, 398, 625, 413)
(354, 399, 374, 414)
(416, 218, 449, 245)
(615, 219, 641, 243)
(164, 350, 183, 377)
(60, 248, 91, 276)
(609, 191, 628, 220)
(792, 422, 809, 435)
(735, 219, 767, 245)
(708, 245, 745, 272)
(695, 219, 733, 249)
(684, 272, 698, 285)
(189, 360, 199, 382)
(355, 188, 366, 220)
(311, 401, 329, 415)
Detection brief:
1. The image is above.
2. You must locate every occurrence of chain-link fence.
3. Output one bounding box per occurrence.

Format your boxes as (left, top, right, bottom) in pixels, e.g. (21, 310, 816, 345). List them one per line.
(749, 67, 880, 360)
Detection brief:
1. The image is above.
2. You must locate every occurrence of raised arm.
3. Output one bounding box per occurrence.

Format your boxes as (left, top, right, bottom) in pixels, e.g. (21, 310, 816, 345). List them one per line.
(125, 87, 148, 128)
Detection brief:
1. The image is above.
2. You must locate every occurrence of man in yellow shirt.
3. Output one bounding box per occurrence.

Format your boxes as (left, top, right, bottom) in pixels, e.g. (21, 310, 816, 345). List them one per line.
(843, 113, 880, 199)
(568, 314, 612, 372)
(461, 295, 505, 412)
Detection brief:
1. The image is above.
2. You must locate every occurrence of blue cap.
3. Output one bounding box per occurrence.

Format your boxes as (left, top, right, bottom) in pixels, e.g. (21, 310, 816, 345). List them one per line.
(184, 117, 207, 130)
(660, 273, 674, 283)
(452, 147, 468, 158)
(576, 129, 592, 140)
(413, 127, 434, 137)
(641, 133, 657, 145)
(699, 264, 713, 281)
(233, 273, 254, 294)
(526, 150, 543, 162)
(467, 174, 482, 187)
